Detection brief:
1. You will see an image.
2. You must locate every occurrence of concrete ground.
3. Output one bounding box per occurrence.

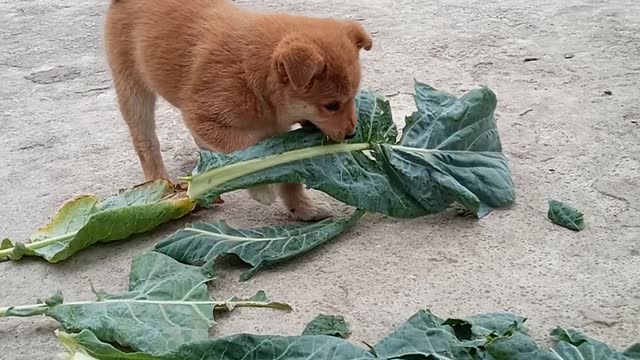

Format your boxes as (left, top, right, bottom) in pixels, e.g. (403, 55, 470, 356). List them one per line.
(1, 0, 639, 358)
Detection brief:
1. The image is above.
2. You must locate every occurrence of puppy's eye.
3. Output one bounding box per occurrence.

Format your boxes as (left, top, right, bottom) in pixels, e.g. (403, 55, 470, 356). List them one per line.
(324, 101, 340, 112)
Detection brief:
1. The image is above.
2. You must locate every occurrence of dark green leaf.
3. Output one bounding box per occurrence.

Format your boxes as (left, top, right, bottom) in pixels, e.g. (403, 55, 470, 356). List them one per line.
(154, 211, 364, 281)
(550, 328, 640, 360)
(548, 200, 585, 231)
(373, 310, 486, 360)
(448, 312, 526, 338)
(378, 82, 515, 217)
(1, 252, 290, 355)
(0, 180, 195, 263)
(302, 314, 351, 338)
(625, 345, 640, 358)
(188, 83, 515, 219)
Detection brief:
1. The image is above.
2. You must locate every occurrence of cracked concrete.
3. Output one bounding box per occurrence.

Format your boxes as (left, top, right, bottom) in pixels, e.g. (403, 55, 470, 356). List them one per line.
(1, 0, 639, 358)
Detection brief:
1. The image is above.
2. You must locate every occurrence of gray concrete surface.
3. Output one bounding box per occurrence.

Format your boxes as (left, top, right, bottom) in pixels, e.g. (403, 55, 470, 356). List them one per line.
(1, 0, 639, 358)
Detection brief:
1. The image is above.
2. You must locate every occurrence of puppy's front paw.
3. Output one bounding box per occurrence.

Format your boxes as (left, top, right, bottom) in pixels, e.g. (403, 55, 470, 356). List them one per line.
(289, 201, 332, 222)
(247, 185, 277, 205)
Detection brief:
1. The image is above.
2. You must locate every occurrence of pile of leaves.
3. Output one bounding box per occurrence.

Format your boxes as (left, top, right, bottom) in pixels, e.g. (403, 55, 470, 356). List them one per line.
(54, 310, 640, 360)
(1, 82, 515, 275)
(3, 252, 635, 359)
(2, 82, 611, 359)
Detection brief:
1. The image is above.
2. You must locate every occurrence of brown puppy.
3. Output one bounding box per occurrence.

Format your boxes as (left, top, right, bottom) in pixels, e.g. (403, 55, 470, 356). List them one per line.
(104, 0, 372, 220)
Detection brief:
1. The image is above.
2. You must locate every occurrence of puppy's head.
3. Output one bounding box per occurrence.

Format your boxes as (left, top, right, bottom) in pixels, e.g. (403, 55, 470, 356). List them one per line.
(273, 21, 372, 142)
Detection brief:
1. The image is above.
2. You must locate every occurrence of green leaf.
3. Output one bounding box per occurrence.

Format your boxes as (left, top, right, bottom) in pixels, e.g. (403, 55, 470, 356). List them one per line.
(374, 311, 557, 360)
(56, 329, 376, 360)
(379, 82, 516, 217)
(302, 314, 351, 338)
(0, 180, 196, 263)
(550, 328, 640, 360)
(373, 309, 487, 359)
(188, 83, 515, 219)
(154, 210, 364, 281)
(442, 312, 527, 346)
(56, 331, 144, 360)
(548, 200, 585, 231)
(625, 345, 640, 358)
(0, 252, 290, 355)
(485, 331, 559, 360)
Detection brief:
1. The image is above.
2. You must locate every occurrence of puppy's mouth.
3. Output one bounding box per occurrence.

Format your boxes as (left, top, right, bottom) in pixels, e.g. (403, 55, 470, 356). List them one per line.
(298, 120, 351, 143)
(299, 120, 318, 129)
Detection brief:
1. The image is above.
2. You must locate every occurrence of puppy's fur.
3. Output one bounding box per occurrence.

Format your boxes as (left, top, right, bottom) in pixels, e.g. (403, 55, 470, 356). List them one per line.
(105, 0, 372, 220)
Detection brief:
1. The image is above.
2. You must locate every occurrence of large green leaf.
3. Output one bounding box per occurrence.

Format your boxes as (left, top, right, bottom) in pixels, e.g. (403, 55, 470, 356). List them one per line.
(154, 210, 364, 281)
(0, 180, 195, 263)
(0, 252, 290, 355)
(56, 329, 376, 360)
(54, 311, 640, 360)
(188, 82, 515, 219)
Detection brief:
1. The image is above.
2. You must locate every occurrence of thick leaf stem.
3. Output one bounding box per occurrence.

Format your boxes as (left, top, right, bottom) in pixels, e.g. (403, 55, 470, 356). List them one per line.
(0, 232, 78, 259)
(0, 304, 49, 317)
(188, 142, 371, 200)
(0, 299, 291, 318)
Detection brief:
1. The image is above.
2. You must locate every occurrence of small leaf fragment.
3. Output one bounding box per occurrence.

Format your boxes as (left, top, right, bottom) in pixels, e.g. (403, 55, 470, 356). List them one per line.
(303, 314, 351, 338)
(0, 239, 35, 261)
(548, 200, 585, 231)
(221, 290, 292, 312)
(41, 291, 64, 307)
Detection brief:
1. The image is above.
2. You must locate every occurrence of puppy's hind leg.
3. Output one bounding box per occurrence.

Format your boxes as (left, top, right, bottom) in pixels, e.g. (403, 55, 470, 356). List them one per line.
(113, 74, 168, 181)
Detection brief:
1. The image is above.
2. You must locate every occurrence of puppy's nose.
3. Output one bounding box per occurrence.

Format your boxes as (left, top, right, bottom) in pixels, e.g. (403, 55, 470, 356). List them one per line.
(345, 132, 356, 140)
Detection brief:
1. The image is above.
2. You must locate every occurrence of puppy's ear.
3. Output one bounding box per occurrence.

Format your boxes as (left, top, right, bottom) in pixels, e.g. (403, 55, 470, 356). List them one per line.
(345, 21, 373, 51)
(274, 36, 325, 89)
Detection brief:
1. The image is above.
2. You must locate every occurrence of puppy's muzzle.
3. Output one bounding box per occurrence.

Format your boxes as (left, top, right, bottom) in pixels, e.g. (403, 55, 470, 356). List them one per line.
(345, 132, 356, 140)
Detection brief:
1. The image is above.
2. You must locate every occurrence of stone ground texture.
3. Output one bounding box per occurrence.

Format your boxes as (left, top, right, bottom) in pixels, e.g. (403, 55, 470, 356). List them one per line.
(1, 0, 639, 358)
